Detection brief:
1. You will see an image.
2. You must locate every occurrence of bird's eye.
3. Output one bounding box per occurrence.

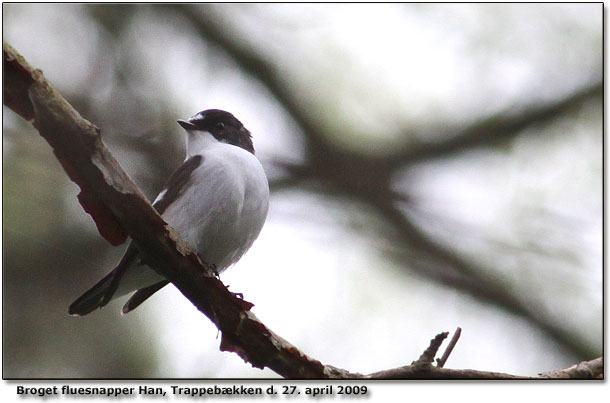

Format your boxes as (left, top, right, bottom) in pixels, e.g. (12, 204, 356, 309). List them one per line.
(216, 122, 225, 131)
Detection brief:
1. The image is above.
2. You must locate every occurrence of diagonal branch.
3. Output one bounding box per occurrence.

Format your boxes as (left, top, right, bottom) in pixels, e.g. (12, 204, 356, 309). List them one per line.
(3, 41, 330, 379)
(4, 41, 602, 380)
(437, 327, 462, 368)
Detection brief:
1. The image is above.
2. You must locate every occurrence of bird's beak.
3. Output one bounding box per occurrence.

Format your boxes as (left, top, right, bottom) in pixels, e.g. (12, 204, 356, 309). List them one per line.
(177, 119, 197, 130)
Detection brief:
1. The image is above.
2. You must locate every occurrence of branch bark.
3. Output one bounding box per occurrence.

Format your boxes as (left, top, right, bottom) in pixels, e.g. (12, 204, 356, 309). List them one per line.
(3, 40, 331, 379)
(3, 41, 602, 380)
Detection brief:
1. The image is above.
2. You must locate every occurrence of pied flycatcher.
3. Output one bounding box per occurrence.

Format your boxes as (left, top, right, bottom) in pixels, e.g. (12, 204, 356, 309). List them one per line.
(69, 109, 269, 315)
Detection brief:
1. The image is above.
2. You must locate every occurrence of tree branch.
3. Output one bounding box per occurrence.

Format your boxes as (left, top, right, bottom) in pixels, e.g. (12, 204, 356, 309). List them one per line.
(540, 357, 604, 379)
(397, 82, 603, 165)
(3, 41, 602, 380)
(371, 198, 599, 359)
(3, 40, 329, 379)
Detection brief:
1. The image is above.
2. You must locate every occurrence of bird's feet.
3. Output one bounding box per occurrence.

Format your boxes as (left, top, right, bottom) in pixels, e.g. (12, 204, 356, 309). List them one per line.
(210, 264, 220, 278)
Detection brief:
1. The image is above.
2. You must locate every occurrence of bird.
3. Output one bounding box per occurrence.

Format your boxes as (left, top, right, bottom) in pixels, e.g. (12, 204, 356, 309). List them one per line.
(69, 109, 269, 315)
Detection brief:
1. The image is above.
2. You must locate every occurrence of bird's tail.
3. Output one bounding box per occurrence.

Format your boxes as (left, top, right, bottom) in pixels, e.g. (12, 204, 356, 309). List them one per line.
(69, 242, 139, 316)
(69, 271, 117, 316)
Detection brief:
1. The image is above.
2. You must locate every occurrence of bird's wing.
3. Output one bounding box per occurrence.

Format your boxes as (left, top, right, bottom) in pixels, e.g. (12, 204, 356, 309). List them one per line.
(153, 155, 203, 214)
(117, 155, 204, 313)
(70, 155, 205, 315)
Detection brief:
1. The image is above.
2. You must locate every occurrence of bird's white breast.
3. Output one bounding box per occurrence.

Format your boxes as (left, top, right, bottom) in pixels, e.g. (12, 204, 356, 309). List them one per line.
(161, 141, 269, 271)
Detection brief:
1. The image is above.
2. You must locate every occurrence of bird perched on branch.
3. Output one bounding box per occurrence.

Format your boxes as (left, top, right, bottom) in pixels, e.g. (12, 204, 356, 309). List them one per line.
(69, 109, 269, 315)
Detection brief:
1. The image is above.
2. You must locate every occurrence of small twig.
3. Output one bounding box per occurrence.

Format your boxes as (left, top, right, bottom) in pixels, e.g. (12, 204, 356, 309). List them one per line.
(436, 327, 462, 368)
(414, 331, 449, 365)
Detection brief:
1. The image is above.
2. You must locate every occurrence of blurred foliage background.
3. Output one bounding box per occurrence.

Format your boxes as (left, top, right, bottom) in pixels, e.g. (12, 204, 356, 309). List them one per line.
(2, 4, 602, 378)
